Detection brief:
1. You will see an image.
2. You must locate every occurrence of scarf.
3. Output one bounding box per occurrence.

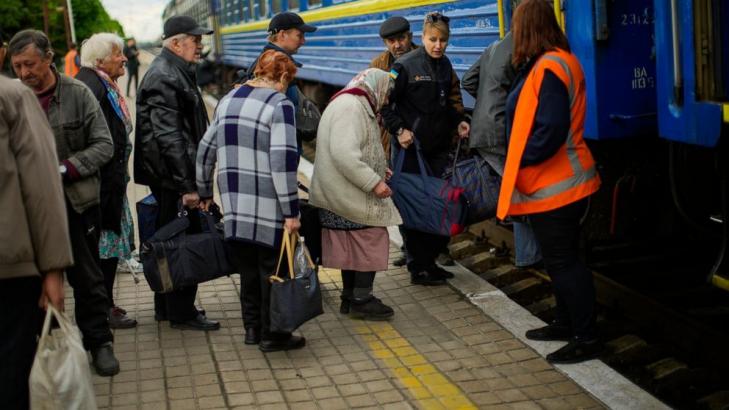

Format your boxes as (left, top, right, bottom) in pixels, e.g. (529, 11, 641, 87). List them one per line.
(330, 68, 393, 113)
(94, 68, 133, 136)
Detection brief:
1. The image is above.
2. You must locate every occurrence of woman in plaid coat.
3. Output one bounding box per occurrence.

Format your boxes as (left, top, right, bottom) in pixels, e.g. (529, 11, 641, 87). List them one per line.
(196, 50, 304, 352)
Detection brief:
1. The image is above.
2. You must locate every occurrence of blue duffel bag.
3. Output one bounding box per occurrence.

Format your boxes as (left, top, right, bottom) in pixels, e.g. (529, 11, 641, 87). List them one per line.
(390, 140, 468, 237)
(442, 140, 501, 224)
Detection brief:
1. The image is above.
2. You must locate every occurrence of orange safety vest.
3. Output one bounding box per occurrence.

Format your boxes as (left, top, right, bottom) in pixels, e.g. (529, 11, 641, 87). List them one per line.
(64, 49, 79, 78)
(496, 49, 600, 219)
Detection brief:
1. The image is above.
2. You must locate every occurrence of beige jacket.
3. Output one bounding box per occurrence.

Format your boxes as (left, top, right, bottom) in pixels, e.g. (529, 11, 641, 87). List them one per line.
(0, 76, 73, 279)
(310, 94, 402, 227)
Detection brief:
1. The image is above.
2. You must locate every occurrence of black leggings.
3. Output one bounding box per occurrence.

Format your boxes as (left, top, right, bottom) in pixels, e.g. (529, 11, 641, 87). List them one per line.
(341, 270, 376, 300)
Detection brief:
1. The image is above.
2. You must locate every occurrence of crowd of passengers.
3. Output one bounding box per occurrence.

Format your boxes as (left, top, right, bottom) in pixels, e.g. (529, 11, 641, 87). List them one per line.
(0, 1, 603, 408)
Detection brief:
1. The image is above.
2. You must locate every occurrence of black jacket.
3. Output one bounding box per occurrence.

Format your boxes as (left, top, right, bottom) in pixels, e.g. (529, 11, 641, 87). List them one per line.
(76, 67, 129, 232)
(382, 47, 467, 154)
(134, 48, 208, 193)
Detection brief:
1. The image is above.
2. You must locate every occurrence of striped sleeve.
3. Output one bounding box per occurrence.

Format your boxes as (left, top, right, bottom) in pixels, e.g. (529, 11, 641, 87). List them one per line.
(196, 121, 218, 198)
(269, 98, 300, 218)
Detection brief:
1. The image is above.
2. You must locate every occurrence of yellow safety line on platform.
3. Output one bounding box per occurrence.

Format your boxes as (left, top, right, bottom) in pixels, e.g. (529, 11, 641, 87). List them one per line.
(497, 0, 505, 39)
(723, 104, 729, 123)
(318, 268, 477, 409)
(221, 0, 458, 34)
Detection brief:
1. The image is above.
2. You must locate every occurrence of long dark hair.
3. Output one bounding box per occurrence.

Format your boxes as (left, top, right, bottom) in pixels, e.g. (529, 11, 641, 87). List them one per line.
(511, 0, 569, 67)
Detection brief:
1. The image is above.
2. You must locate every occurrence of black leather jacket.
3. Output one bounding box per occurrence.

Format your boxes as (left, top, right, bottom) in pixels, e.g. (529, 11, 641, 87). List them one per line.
(134, 48, 208, 193)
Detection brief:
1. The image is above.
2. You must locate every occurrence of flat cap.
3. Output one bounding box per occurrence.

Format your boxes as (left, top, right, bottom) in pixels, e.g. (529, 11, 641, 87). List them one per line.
(379, 16, 410, 39)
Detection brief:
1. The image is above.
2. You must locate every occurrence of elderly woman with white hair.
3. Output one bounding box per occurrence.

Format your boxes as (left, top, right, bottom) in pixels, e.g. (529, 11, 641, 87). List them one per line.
(76, 33, 137, 329)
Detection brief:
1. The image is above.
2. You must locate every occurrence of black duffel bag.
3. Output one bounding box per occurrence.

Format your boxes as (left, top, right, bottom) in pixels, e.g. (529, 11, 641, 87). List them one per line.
(140, 208, 235, 293)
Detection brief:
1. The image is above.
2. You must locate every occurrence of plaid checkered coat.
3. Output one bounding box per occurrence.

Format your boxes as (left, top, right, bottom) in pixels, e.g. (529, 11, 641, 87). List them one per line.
(196, 85, 299, 248)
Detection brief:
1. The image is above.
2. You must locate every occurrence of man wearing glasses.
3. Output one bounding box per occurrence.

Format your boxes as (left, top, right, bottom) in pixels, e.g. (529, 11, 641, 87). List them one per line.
(134, 16, 220, 331)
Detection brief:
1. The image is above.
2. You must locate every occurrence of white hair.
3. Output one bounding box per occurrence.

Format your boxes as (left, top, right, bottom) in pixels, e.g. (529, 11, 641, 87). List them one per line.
(162, 33, 188, 49)
(80, 33, 124, 68)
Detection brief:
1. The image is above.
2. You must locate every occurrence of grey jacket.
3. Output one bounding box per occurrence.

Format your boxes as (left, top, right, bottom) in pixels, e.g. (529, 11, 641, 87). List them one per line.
(462, 33, 515, 157)
(47, 72, 113, 213)
(0, 75, 73, 280)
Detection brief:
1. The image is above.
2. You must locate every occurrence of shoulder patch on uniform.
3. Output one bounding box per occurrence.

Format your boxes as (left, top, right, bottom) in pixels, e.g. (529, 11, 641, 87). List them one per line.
(389, 69, 399, 80)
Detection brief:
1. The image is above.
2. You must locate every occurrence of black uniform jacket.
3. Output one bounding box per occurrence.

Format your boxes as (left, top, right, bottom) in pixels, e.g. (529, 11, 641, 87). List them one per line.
(134, 48, 208, 193)
(382, 46, 467, 154)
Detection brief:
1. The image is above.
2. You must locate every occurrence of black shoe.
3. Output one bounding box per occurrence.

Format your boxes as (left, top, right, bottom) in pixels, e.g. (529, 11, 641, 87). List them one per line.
(516, 260, 545, 270)
(259, 335, 306, 352)
(525, 323, 572, 341)
(91, 342, 120, 376)
(339, 295, 351, 314)
(170, 313, 220, 331)
(244, 328, 261, 345)
(410, 271, 446, 286)
(156, 308, 206, 322)
(429, 265, 454, 279)
(546, 338, 603, 364)
(436, 253, 455, 266)
(350, 297, 394, 321)
(392, 255, 407, 267)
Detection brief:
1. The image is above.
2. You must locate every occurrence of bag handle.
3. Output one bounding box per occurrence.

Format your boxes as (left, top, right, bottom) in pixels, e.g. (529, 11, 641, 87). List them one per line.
(37, 305, 74, 352)
(451, 138, 463, 174)
(274, 230, 296, 280)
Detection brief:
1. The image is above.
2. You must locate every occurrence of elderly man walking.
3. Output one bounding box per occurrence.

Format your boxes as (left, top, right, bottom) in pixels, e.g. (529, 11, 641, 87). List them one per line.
(134, 16, 220, 331)
(76, 33, 138, 329)
(8, 29, 120, 376)
(0, 30, 72, 410)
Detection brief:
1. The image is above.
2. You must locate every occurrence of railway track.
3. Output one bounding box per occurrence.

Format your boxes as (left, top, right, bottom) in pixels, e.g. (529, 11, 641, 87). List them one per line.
(449, 220, 729, 410)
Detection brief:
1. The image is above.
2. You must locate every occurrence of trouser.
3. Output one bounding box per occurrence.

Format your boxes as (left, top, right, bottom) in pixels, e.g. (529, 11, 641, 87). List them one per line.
(228, 241, 290, 340)
(528, 198, 596, 340)
(66, 202, 114, 349)
(100, 257, 118, 307)
(399, 147, 451, 273)
(341, 270, 376, 300)
(149, 186, 199, 322)
(126, 69, 138, 96)
(0, 277, 42, 410)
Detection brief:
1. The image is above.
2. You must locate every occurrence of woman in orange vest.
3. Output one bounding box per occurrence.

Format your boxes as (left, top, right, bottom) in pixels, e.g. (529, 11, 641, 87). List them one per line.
(63, 43, 80, 77)
(498, 0, 602, 364)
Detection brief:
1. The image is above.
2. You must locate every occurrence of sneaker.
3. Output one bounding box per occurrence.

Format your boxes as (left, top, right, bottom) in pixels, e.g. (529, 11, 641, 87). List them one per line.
(436, 253, 455, 266)
(546, 338, 603, 364)
(525, 323, 571, 341)
(410, 271, 446, 286)
(91, 342, 120, 376)
(350, 297, 394, 321)
(109, 306, 137, 329)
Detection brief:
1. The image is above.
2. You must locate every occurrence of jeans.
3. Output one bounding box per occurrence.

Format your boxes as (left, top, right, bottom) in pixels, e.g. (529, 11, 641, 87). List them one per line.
(66, 202, 114, 349)
(513, 221, 542, 267)
(528, 198, 596, 340)
(149, 186, 200, 322)
(228, 241, 291, 341)
(0, 277, 42, 410)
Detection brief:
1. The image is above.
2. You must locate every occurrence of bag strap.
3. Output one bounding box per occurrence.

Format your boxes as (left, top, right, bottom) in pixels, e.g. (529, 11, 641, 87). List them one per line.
(274, 230, 295, 279)
(451, 138, 463, 174)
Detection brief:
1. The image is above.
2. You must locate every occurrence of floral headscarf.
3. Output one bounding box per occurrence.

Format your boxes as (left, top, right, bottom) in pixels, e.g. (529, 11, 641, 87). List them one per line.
(331, 68, 394, 113)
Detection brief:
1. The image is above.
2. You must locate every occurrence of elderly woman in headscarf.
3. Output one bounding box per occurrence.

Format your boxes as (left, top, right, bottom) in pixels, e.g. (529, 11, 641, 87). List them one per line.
(76, 33, 137, 329)
(310, 68, 402, 320)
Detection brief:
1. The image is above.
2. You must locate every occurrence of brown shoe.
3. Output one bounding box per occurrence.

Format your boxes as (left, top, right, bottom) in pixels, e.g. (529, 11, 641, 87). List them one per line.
(109, 306, 137, 329)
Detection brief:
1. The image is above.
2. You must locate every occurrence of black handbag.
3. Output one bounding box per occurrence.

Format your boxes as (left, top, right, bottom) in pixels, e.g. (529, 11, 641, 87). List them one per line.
(269, 231, 323, 333)
(140, 208, 235, 293)
(442, 139, 502, 224)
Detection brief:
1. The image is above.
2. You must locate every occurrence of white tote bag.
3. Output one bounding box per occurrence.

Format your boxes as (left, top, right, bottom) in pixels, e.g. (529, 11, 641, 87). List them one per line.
(29, 305, 97, 410)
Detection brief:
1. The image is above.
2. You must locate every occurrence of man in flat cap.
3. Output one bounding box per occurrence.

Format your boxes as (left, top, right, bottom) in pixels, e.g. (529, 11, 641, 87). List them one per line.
(134, 16, 220, 331)
(370, 16, 418, 268)
(246, 12, 319, 143)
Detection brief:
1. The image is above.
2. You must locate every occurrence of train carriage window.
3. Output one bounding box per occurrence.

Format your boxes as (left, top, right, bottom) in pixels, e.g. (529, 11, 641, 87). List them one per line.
(272, 0, 282, 13)
(288, 0, 299, 11)
(307, 0, 322, 9)
(258, 0, 268, 18)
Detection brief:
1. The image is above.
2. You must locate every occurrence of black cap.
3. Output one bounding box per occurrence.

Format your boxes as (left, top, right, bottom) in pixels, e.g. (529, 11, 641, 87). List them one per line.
(163, 16, 213, 39)
(268, 12, 317, 33)
(379, 16, 410, 39)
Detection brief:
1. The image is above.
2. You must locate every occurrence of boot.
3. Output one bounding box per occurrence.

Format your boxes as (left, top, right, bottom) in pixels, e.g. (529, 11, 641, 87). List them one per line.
(350, 297, 394, 321)
(339, 295, 351, 314)
(91, 342, 120, 376)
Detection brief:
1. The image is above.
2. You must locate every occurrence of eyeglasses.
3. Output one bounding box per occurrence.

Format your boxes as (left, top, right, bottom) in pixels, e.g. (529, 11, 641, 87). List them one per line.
(426, 13, 450, 24)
